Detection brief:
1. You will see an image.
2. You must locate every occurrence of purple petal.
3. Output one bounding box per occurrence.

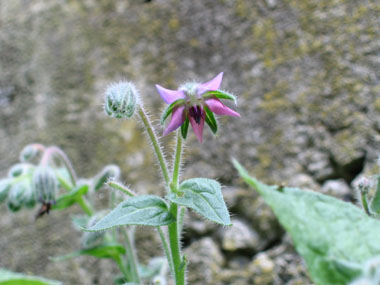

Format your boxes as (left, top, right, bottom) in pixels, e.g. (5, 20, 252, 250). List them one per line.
(197, 72, 224, 95)
(189, 113, 205, 143)
(205, 98, 240, 117)
(163, 106, 186, 136)
(156, 84, 186, 104)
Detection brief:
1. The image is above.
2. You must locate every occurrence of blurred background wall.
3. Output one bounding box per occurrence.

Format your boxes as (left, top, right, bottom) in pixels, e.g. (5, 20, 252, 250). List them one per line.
(0, 0, 379, 284)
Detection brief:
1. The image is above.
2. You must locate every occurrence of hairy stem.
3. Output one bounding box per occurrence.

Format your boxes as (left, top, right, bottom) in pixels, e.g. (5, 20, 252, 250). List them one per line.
(138, 108, 170, 185)
(168, 131, 185, 285)
(168, 203, 185, 285)
(107, 181, 136, 197)
(170, 133, 182, 193)
(115, 255, 130, 281)
(76, 195, 94, 216)
(43, 146, 78, 186)
(360, 190, 371, 216)
(121, 227, 141, 284)
(157, 227, 175, 277)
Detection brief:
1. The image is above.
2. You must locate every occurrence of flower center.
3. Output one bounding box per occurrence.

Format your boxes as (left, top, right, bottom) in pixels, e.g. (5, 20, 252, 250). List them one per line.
(189, 105, 203, 125)
(180, 82, 199, 103)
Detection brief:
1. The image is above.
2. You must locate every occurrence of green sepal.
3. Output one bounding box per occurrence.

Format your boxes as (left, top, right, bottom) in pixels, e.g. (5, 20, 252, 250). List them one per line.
(203, 90, 237, 105)
(0, 268, 62, 285)
(160, 99, 185, 125)
(53, 184, 89, 210)
(204, 106, 218, 134)
(167, 178, 231, 226)
(85, 195, 175, 231)
(181, 117, 190, 139)
(51, 243, 126, 261)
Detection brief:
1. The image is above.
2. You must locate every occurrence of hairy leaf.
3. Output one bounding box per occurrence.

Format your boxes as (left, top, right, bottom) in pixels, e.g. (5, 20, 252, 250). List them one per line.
(51, 243, 125, 261)
(370, 175, 380, 214)
(85, 195, 175, 231)
(53, 184, 89, 210)
(0, 268, 61, 285)
(233, 160, 380, 285)
(167, 178, 231, 226)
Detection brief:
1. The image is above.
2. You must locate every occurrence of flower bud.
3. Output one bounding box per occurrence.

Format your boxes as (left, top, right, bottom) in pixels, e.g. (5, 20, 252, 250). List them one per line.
(357, 176, 371, 194)
(104, 81, 139, 119)
(33, 167, 58, 204)
(0, 178, 12, 204)
(8, 163, 33, 178)
(7, 181, 28, 212)
(19, 144, 44, 162)
(93, 165, 121, 191)
(81, 212, 106, 249)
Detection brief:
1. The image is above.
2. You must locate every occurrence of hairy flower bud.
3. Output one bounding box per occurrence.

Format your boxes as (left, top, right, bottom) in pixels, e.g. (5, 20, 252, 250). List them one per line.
(7, 181, 32, 212)
(8, 163, 33, 178)
(0, 179, 12, 204)
(93, 165, 121, 191)
(33, 167, 58, 204)
(357, 176, 371, 194)
(104, 81, 140, 119)
(19, 144, 44, 162)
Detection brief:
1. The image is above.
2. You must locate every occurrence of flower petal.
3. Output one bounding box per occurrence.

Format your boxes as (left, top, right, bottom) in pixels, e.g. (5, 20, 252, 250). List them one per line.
(156, 84, 186, 104)
(205, 98, 240, 117)
(189, 113, 205, 143)
(163, 106, 186, 136)
(197, 72, 224, 95)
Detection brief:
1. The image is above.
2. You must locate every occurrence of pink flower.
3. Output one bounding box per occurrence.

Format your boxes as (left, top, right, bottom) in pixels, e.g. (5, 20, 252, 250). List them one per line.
(156, 72, 240, 142)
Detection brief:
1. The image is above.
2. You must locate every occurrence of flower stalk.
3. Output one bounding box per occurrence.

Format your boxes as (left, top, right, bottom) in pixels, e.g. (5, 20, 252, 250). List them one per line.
(138, 108, 170, 185)
(168, 131, 185, 285)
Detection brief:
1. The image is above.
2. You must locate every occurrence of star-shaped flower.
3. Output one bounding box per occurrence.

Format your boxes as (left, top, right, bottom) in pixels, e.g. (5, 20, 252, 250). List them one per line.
(156, 72, 240, 142)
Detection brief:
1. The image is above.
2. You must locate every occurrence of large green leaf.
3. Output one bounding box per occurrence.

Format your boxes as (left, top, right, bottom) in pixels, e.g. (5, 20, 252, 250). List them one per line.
(0, 268, 61, 285)
(370, 175, 380, 214)
(51, 243, 125, 261)
(85, 195, 175, 231)
(52, 184, 89, 210)
(233, 160, 380, 285)
(167, 178, 231, 226)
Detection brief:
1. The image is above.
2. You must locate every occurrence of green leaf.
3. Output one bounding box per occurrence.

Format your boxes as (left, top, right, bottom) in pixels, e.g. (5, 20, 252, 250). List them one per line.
(204, 106, 218, 134)
(160, 99, 185, 125)
(167, 178, 231, 226)
(51, 243, 125, 261)
(203, 90, 237, 104)
(181, 117, 190, 139)
(85, 195, 175, 231)
(0, 268, 62, 285)
(233, 160, 380, 285)
(52, 184, 89, 210)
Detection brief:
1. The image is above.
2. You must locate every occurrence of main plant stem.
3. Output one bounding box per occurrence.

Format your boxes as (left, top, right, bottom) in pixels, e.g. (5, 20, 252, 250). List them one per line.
(138, 109, 185, 284)
(168, 132, 185, 285)
(138, 108, 170, 185)
(168, 203, 184, 285)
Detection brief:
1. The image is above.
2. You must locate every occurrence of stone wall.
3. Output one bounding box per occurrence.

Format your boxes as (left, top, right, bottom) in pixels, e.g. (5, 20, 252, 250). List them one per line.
(0, 0, 379, 283)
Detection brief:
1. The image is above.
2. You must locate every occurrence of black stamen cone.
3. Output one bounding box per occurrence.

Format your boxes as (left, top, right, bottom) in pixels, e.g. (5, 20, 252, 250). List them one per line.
(189, 106, 202, 124)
